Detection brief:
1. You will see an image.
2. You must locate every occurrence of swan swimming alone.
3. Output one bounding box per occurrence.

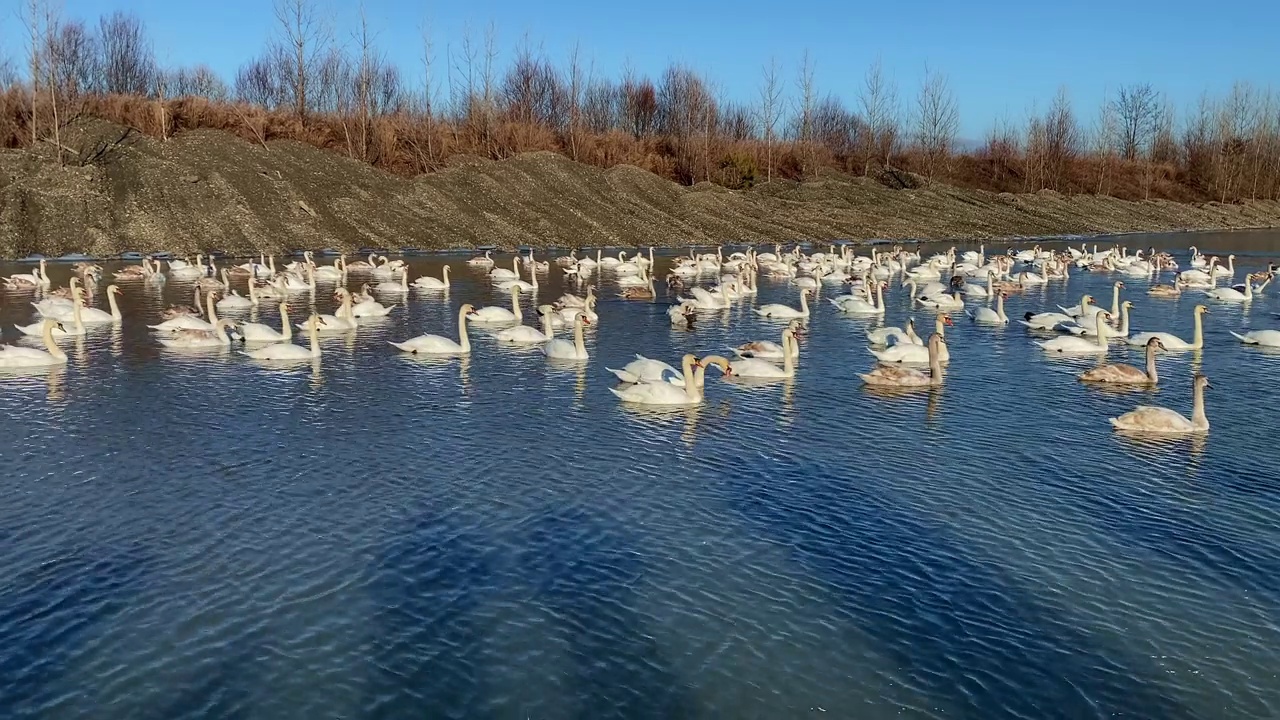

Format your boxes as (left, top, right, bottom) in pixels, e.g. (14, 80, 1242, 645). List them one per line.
(1109, 374, 1211, 433)
(389, 304, 476, 355)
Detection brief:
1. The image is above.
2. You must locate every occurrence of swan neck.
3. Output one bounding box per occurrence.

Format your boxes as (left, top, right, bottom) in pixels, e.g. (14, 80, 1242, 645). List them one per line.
(309, 317, 320, 355)
(1191, 382, 1208, 428)
(574, 319, 585, 354)
(458, 308, 471, 351)
(280, 304, 292, 340)
(44, 320, 66, 360)
(207, 290, 220, 325)
(783, 332, 795, 375)
(108, 288, 121, 319)
(1192, 311, 1203, 348)
(1146, 344, 1158, 382)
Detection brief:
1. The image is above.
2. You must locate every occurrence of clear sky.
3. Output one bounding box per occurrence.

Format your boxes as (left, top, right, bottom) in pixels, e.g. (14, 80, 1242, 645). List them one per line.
(3, 0, 1278, 139)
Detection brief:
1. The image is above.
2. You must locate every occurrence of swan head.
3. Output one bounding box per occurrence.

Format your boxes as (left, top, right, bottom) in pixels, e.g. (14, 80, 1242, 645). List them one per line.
(1116, 281, 1125, 288)
(1147, 337, 1166, 351)
(108, 285, 122, 296)
(1194, 304, 1209, 315)
(1194, 374, 1212, 391)
(696, 355, 733, 376)
(1122, 300, 1133, 309)
(459, 303, 477, 316)
(941, 315, 954, 326)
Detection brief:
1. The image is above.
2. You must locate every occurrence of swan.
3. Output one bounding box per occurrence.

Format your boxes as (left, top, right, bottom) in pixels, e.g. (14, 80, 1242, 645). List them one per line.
(239, 302, 295, 343)
(471, 286, 524, 324)
(917, 290, 965, 311)
(151, 290, 221, 332)
(609, 356, 731, 406)
(556, 286, 595, 309)
(413, 265, 451, 290)
(351, 291, 396, 318)
(489, 257, 521, 282)
(494, 305, 555, 344)
(553, 296, 597, 327)
(1148, 281, 1182, 298)
(390, 304, 476, 355)
(1231, 329, 1280, 347)
(312, 255, 345, 281)
(736, 320, 806, 359)
(370, 256, 404, 280)
(243, 314, 322, 360)
(299, 288, 359, 333)
(859, 333, 945, 388)
(870, 316, 953, 364)
(1126, 304, 1207, 350)
(158, 320, 235, 349)
(831, 281, 884, 314)
(1109, 374, 1211, 433)
(1020, 306, 1082, 330)
(0, 319, 67, 367)
(608, 353, 695, 386)
(467, 249, 495, 267)
(1035, 312, 1111, 353)
(1205, 277, 1251, 301)
(968, 292, 1008, 324)
(372, 267, 410, 295)
(717, 326, 799, 378)
(1080, 337, 1163, 384)
(755, 288, 811, 319)
(542, 312, 590, 360)
(867, 318, 922, 347)
(668, 301, 698, 327)
(960, 272, 995, 298)
(216, 270, 254, 310)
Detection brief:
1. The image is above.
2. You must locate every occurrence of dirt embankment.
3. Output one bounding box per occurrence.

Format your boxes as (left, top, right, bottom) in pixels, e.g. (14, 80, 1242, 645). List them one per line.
(1, 119, 1278, 258)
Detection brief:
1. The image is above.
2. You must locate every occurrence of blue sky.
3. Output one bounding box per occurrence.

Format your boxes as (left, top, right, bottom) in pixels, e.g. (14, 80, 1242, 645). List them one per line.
(2, 0, 1277, 138)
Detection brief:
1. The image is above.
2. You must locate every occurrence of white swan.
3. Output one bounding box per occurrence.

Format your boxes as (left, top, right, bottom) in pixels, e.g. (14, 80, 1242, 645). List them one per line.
(239, 302, 295, 343)
(755, 288, 811, 319)
(1126, 304, 1207, 350)
(1109, 374, 1210, 433)
(494, 305, 555, 344)
(1205, 276, 1252, 301)
(390, 304, 476, 355)
(471, 286, 524, 324)
(859, 333, 945, 388)
(413, 265, 451, 290)
(542, 312, 590, 360)
(0, 319, 67, 367)
(609, 356, 731, 406)
(831, 281, 884, 314)
(17, 287, 87, 337)
(489, 257, 521, 281)
(867, 318, 921, 347)
(243, 314, 322, 360)
(608, 353, 694, 386)
(1231, 329, 1280, 347)
(869, 316, 952, 363)
(216, 270, 254, 310)
(917, 290, 965, 311)
(467, 249, 495, 267)
(1036, 312, 1111, 353)
(969, 292, 1008, 325)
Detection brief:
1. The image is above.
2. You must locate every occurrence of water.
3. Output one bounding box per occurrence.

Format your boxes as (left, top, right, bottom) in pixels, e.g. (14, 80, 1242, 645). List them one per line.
(1, 230, 1279, 719)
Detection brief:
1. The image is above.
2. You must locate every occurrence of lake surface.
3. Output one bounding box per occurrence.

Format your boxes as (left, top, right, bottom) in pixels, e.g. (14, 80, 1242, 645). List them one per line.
(2, 229, 1279, 719)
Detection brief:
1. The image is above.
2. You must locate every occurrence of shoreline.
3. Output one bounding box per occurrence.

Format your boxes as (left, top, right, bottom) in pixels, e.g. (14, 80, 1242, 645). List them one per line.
(2, 226, 1277, 263)
(3, 122, 1279, 261)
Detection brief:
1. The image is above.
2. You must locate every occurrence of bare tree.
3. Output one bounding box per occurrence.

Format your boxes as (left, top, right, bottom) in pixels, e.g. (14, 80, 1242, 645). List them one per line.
(758, 57, 782, 183)
(794, 50, 816, 175)
(858, 58, 900, 173)
(416, 16, 436, 168)
(566, 43, 584, 161)
(1092, 91, 1118, 195)
(1042, 87, 1081, 191)
(1114, 83, 1158, 162)
(0, 53, 15, 88)
(273, 0, 326, 119)
(619, 66, 656, 138)
(97, 11, 154, 95)
(913, 64, 959, 179)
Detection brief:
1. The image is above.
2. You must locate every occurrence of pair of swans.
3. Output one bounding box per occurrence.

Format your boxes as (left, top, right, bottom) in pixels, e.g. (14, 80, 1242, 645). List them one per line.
(831, 281, 884, 315)
(1080, 337, 1163, 384)
(242, 314, 324, 360)
(609, 354, 732, 406)
(869, 316, 952, 363)
(735, 319, 805, 359)
(755, 288, 811, 319)
(860, 333, 945, 388)
(239, 302, 300, 343)
(713, 327, 800, 379)
(5, 258, 50, 289)
(0, 319, 68, 367)
(1109, 374, 1211, 433)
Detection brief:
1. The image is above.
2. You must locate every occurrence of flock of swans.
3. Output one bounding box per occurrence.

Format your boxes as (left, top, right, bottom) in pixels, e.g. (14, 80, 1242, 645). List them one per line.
(2, 241, 1275, 433)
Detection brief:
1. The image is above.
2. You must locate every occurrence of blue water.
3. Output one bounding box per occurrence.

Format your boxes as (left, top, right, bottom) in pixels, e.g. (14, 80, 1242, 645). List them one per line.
(1, 230, 1279, 719)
